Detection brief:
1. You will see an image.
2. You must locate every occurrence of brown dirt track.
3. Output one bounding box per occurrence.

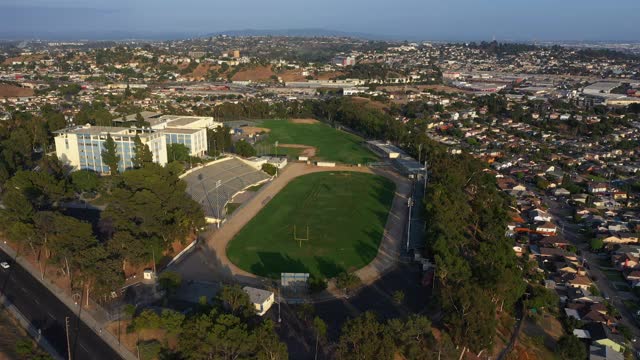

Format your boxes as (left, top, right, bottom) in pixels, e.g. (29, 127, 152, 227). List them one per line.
(175, 162, 411, 301)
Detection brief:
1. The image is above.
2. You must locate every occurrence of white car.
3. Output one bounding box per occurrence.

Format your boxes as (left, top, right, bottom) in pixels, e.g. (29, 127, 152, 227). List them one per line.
(0, 262, 9, 269)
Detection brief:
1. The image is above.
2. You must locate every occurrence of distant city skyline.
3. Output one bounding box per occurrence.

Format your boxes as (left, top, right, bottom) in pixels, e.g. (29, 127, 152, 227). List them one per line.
(1, 0, 639, 41)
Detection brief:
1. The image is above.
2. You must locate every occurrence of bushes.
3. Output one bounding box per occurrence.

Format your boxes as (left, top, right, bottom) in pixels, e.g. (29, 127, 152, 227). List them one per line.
(234, 140, 256, 158)
(308, 275, 328, 293)
(261, 163, 277, 176)
(137, 340, 162, 360)
(336, 272, 361, 291)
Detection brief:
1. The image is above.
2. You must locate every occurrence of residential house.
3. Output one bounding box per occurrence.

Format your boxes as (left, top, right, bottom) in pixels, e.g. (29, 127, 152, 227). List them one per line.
(589, 345, 624, 360)
(538, 236, 570, 248)
(625, 270, 640, 287)
(554, 188, 571, 197)
(530, 208, 553, 222)
(583, 323, 625, 353)
(537, 222, 558, 235)
(588, 182, 609, 194)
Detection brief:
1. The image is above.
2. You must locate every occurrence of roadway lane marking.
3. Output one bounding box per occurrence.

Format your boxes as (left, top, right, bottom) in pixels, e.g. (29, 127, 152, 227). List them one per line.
(78, 342, 88, 352)
(48, 312, 55, 319)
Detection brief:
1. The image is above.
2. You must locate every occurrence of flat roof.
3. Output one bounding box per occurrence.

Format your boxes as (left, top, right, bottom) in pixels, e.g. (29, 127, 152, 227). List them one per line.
(112, 111, 161, 123)
(56, 125, 155, 138)
(166, 117, 207, 127)
(163, 127, 201, 134)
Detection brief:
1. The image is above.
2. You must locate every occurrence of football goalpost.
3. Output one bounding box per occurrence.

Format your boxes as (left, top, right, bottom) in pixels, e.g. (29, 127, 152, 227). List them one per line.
(293, 225, 310, 247)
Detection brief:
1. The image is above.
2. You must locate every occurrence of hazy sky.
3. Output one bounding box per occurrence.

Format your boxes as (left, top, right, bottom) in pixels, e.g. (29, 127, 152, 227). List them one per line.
(1, 0, 639, 41)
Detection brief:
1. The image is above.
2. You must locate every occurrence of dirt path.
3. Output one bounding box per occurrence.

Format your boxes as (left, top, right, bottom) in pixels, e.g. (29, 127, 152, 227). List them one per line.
(197, 162, 410, 295)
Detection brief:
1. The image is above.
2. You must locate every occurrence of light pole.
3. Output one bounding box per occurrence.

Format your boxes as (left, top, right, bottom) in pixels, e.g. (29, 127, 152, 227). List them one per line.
(407, 196, 413, 253)
(65, 316, 72, 360)
(215, 179, 222, 229)
(277, 286, 281, 323)
(275, 141, 279, 177)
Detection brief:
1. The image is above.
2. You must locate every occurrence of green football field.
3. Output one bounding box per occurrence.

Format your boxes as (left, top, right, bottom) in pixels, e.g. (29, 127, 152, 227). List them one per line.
(227, 172, 395, 279)
(258, 119, 377, 164)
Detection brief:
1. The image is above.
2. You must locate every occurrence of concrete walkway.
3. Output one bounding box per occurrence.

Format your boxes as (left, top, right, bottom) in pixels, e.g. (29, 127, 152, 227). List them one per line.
(194, 162, 411, 299)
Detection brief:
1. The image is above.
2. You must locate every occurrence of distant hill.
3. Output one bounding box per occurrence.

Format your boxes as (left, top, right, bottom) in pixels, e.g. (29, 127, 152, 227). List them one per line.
(206, 28, 384, 40)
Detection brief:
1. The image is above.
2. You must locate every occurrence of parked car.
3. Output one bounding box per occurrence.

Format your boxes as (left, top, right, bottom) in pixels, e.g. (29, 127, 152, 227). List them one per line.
(0, 262, 10, 269)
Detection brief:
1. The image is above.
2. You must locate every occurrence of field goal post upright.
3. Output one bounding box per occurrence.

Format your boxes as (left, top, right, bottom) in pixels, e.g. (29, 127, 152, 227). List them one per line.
(293, 224, 310, 248)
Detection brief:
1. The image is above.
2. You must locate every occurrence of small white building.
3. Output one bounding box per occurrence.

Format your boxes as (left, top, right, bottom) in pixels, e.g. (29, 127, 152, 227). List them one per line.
(243, 286, 274, 316)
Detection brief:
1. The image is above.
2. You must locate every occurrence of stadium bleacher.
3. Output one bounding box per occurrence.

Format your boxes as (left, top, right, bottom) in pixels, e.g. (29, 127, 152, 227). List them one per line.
(182, 157, 270, 220)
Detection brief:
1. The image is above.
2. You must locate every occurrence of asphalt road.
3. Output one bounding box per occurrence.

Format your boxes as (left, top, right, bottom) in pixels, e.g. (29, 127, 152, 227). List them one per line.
(0, 249, 122, 360)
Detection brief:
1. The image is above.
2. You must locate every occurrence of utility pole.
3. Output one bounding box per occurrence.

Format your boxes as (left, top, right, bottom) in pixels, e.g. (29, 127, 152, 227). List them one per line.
(418, 143, 422, 165)
(423, 159, 428, 194)
(65, 316, 72, 360)
(152, 249, 157, 275)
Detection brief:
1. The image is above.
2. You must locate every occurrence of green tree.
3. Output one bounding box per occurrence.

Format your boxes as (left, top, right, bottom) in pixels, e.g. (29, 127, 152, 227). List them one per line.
(526, 285, 558, 314)
(337, 312, 394, 360)
(387, 315, 433, 359)
(234, 140, 256, 158)
(134, 112, 149, 127)
(160, 309, 185, 335)
(158, 271, 182, 298)
(167, 143, 191, 162)
(207, 126, 232, 156)
(556, 335, 586, 360)
(71, 170, 99, 193)
(101, 133, 120, 174)
(392, 290, 405, 305)
(308, 276, 327, 293)
(255, 320, 288, 360)
(590, 238, 605, 251)
(132, 135, 153, 168)
(218, 285, 254, 318)
(535, 176, 550, 190)
(45, 110, 67, 132)
(312, 317, 327, 360)
(133, 309, 162, 330)
(101, 164, 205, 266)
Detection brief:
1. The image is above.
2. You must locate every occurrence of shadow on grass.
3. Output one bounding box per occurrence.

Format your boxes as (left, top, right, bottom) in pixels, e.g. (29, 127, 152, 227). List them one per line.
(251, 252, 310, 279)
(314, 256, 346, 278)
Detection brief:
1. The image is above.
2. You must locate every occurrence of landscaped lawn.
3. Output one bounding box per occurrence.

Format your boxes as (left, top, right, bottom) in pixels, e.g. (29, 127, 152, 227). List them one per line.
(227, 172, 395, 279)
(258, 119, 377, 164)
